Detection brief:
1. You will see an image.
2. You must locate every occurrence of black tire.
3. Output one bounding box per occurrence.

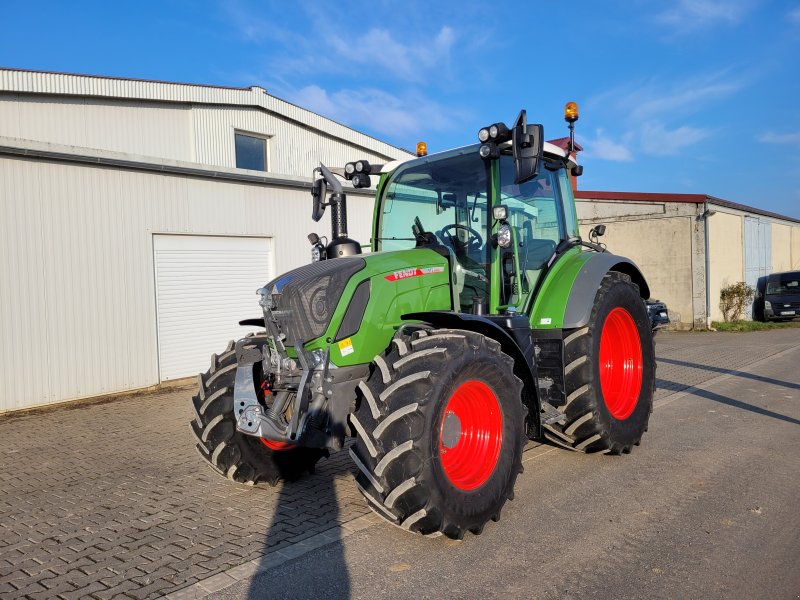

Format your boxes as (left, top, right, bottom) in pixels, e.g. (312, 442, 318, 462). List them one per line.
(190, 337, 326, 486)
(349, 328, 527, 539)
(543, 272, 655, 454)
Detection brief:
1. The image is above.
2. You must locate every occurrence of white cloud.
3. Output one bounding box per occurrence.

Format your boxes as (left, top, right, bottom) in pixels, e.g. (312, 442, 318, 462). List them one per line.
(221, 5, 466, 141)
(639, 122, 711, 156)
(580, 129, 633, 162)
(589, 70, 746, 123)
(327, 26, 455, 82)
(757, 131, 800, 145)
(788, 7, 800, 23)
(582, 70, 745, 160)
(655, 0, 756, 31)
(630, 80, 741, 122)
(289, 85, 464, 138)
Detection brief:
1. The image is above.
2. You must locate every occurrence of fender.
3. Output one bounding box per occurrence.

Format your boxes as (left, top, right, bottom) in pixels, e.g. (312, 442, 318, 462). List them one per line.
(403, 310, 542, 438)
(563, 253, 650, 329)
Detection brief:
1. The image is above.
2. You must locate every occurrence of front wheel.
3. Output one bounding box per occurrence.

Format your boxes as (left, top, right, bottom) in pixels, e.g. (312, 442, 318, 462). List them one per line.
(349, 329, 527, 539)
(543, 272, 655, 454)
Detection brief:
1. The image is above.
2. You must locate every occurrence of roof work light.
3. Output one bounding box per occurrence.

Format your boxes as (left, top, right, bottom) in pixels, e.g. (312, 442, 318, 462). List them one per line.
(564, 101, 579, 156)
(564, 101, 579, 123)
(477, 122, 511, 144)
(416, 141, 428, 157)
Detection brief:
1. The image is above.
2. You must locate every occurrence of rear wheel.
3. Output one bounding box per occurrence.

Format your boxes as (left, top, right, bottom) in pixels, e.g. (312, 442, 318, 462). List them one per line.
(543, 272, 655, 454)
(190, 338, 326, 486)
(349, 328, 526, 539)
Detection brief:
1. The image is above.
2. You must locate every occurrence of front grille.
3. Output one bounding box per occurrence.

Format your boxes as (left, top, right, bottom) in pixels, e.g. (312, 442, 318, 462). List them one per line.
(265, 257, 366, 344)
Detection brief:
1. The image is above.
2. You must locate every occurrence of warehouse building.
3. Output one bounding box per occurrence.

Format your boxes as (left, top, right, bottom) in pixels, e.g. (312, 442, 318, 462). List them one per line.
(0, 68, 411, 412)
(575, 191, 800, 328)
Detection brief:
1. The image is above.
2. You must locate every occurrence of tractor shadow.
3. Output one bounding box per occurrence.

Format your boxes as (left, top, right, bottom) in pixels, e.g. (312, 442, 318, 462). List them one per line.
(656, 377, 800, 426)
(657, 357, 800, 391)
(246, 451, 354, 599)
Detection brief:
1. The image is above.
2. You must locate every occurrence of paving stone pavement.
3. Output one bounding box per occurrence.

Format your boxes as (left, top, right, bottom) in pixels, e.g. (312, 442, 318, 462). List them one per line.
(1, 329, 797, 600)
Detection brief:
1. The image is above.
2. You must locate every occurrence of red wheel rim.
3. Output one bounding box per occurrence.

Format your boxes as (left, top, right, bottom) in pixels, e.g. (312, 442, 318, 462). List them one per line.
(599, 307, 643, 420)
(438, 380, 503, 491)
(261, 439, 295, 451)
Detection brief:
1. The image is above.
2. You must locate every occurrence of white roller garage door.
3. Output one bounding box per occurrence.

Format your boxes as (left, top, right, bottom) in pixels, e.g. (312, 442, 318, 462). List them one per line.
(154, 234, 273, 381)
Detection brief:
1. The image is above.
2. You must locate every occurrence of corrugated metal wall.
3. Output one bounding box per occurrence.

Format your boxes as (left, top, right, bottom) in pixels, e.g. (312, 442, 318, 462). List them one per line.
(0, 94, 194, 161)
(0, 154, 375, 412)
(0, 69, 410, 412)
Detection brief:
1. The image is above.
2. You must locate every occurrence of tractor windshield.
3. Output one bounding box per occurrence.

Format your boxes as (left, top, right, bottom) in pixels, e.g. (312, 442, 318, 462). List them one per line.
(377, 147, 491, 311)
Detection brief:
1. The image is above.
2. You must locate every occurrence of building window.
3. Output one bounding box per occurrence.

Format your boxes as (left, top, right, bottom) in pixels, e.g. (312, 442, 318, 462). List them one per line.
(235, 132, 267, 171)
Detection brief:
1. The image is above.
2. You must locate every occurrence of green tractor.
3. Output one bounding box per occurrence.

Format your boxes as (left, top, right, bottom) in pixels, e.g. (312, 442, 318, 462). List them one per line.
(191, 104, 655, 539)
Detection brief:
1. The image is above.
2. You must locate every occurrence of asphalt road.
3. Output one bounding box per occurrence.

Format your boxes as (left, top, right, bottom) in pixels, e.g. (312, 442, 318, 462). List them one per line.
(210, 334, 800, 600)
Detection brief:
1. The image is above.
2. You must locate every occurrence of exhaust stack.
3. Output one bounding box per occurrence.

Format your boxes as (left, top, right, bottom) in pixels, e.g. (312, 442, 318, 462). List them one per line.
(311, 163, 362, 259)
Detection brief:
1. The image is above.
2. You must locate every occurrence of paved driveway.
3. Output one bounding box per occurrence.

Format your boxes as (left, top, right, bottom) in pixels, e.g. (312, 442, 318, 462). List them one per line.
(1, 330, 798, 599)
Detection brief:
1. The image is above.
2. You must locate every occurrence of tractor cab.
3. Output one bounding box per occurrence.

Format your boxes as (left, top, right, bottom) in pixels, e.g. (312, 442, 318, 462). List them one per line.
(375, 141, 580, 317)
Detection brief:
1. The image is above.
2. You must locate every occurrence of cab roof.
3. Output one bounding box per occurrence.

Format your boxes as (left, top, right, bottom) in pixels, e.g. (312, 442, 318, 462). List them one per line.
(379, 141, 577, 175)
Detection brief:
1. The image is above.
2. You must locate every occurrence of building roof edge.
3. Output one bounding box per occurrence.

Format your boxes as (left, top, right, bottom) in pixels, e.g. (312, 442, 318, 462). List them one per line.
(0, 66, 413, 159)
(575, 190, 800, 225)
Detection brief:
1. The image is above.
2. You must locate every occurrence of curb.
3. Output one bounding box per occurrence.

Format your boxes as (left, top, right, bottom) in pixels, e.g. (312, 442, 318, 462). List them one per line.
(162, 512, 382, 600)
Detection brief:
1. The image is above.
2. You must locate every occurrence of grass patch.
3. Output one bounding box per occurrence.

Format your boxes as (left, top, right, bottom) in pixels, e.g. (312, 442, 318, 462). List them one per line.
(711, 320, 800, 332)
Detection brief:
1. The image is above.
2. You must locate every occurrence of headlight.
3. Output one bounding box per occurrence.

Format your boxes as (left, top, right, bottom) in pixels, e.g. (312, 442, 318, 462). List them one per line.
(497, 223, 512, 248)
(478, 128, 490, 142)
(257, 286, 273, 310)
(311, 245, 322, 262)
(764, 300, 772, 310)
(352, 172, 371, 188)
(492, 205, 508, 221)
(479, 142, 500, 160)
(309, 349, 326, 368)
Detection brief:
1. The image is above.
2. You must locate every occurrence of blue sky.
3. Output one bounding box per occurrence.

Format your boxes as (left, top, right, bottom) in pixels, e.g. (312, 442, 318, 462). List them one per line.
(2, 0, 799, 217)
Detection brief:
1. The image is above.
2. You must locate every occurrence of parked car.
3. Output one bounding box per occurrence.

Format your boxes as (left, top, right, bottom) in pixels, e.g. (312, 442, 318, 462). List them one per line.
(760, 271, 800, 321)
(646, 299, 670, 332)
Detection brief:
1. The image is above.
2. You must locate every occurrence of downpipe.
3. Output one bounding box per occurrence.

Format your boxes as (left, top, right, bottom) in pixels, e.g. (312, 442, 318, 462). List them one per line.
(703, 201, 715, 330)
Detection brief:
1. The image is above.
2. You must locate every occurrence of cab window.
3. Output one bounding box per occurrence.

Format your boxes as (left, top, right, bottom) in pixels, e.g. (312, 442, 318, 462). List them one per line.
(498, 155, 566, 305)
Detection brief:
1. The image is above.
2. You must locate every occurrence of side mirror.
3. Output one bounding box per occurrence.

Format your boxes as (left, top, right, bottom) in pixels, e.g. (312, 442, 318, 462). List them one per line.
(511, 110, 544, 185)
(591, 224, 606, 237)
(311, 177, 327, 222)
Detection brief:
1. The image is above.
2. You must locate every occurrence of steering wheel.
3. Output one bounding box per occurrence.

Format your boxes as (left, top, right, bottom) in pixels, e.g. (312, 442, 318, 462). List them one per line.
(438, 224, 483, 257)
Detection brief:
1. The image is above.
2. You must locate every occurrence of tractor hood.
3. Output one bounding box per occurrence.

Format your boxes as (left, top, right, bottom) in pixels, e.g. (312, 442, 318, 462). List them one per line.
(259, 249, 452, 365)
(261, 256, 367, 345)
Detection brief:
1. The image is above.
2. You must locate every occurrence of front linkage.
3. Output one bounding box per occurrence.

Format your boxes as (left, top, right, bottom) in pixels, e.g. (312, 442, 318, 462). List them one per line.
(232, 289, 366, 453)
